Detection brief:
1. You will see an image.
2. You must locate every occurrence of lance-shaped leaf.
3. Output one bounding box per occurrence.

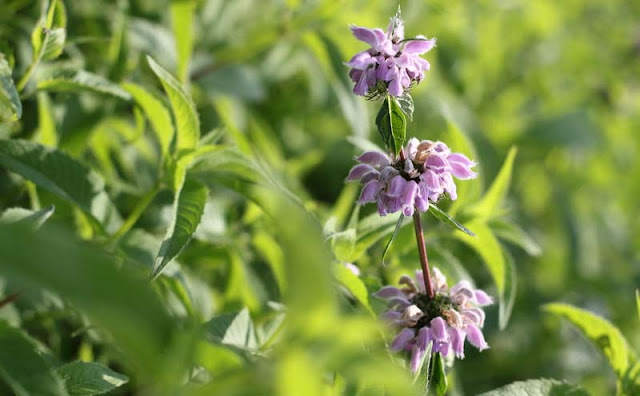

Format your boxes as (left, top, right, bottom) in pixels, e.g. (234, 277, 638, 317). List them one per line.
(466, 147, 517, 221)
(171, 0, 196, 84)
(37, 69, 131, 100)
(381, 213, 405, 265)
(0, 205, 55, 229)
(0, 322, 68, 396)
(0, 54, 21, 122)
(334, 263, 373, 314)
(429, 204, 475, 236)
(396, 92, 414, 121)
(147, 56, 200, 151)
(58, 361, 128, 396)
(0, 139, 114, 226)
(543, 303, 637, 379)
(122, 82, 174, 157)
(375, 96, 406, 157)
(478, 378, 589, 396)
(430, 352, 448, 396)
(204, 308, 258, 352)
(31, 0, 67, 62)
(151, 178, 208, 279)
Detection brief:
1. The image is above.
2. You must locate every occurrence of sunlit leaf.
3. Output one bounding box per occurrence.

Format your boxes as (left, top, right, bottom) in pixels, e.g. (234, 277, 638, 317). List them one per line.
(477, 378, 589, 396)
(544, 303, 637, 378)
(466, 147, 517, 221)
(58, 361, 128, 396)
(147, 56, 199, 151)
(151, 178, 207, 279)
(334, 263, 373, 314)
(0, 321, 67, 396)
(0, 54, 21, 122)
(38, 70, 132, 100)
(382, 214, 405, 265)
(491, 218, 542, 256)
(171, 0, 196, 84)
(204, 308, 258, 352)
(37, 92, 57, 146)
(0, 205, 55, 229)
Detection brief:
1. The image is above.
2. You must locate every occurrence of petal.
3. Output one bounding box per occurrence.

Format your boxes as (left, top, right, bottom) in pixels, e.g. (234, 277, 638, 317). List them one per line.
(401, 181, 419, 216)
(346, 164, 377, 181)
(357, 151, 390, 167)
(382, 310, 402, 322)
(462, 307, 486, 327)
(387, 296, 411, 309)
(404, 36, 437, 54)
(442, 173, 457, 201)
(410, 327, 430, 374)
(432, 267, 448, 291)
(374, 286, 404, 299)
(350, 26, 384, 48)
(405, 138, 420, 159)
(465, 324, 489, 351)
(429, 317, 449, 342)
(448, 153, 477, 180)
(387, 175, 407, 197)
(345, 50, 376, 69)
(448, 326, 466, 358)
(474, 290, 494, 306)
(390, 328, 415, 352)
(425, 154, 449, 170)
(415, 270, 426, 293)
(358, 179, 380, 204)
(388, 77, 403, 97)
(450, 281, 475, 298)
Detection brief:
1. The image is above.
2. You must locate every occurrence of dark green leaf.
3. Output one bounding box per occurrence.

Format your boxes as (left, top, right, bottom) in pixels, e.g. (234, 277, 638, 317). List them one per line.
(147, 56, 200, 151)
(381, 214, 405, 265)
(0, 321, 67, 396)
(477, 378, 589, 396)
(58, 361, 128, 396)
(151, 178, 208, 279)
(375, 97, 406, 157)
(0, 140, 115, 225)
(543, 303, 636, 378)
(429, 204, 475, 236)
(204, 308, 258, 352)
(0, 205, 55, 229)
(0, 54, 21, 122)
(431, 352, 447, 396)
(396, 92, 414, 121)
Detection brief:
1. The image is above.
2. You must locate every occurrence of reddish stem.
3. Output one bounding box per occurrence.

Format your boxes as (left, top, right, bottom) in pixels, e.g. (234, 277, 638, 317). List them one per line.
(413, 211, 435, 299)
(0, 291, 22, 308)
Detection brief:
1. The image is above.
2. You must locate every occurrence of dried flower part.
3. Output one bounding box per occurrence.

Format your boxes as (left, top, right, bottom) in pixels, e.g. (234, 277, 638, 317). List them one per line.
(346, 139, 477, 216)
(374, 268, 492, 373)
(346, 11, 435, 97)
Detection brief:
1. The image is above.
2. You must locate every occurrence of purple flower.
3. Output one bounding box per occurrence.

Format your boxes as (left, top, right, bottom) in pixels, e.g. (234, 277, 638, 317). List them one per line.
(374, 268, 492, 373)
(346, 139, 477, 216)
(346, 11, 436, 97)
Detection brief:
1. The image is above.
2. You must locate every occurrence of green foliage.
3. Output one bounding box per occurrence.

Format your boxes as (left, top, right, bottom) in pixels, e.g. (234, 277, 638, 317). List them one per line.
(57, 361, 128, 396)
(478, 378, 589, 396)
(431, 352, 448, 396)
(0, 204, 55, 229)
(375, 96, 406, 157)
(0, 54, 21, 122)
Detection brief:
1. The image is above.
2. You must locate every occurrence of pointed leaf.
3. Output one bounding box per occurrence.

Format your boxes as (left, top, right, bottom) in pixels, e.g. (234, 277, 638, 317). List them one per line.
(429, 204, 475, 236)
(544, 303, 636, 378)
(0, 140, 114, 225)
(38, 70, 131, 100)
(431, 352, 447, 396)
(37, 92, 57, 146)
(0, 54, 21, 122)
(204, 308, 258, 352)
(171, 0, 196, 84)
(0, 205, 55, 229)
(40, 28, 66, 61)
(334, 263, 373, 314)
(477, 378, 589, 396)
(330, 229, 356, 263)
(122, 82, 174, 157)
(375, 97, 406, 156)
(381, 214, 405, 265)
(0, 321, 68, 396)
(412, 341, 433, 390)
(466, 147, 517, 220)
(147, 56, 199, 151)
(57, 361, 128, 396)
(491, 218, 542, 256)
(396, 92, 414, 121)
(151, 178, 207, 279)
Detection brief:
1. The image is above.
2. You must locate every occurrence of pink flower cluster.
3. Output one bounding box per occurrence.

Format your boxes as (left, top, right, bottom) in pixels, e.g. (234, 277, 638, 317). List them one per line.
(375, 268, 492, 373)
(346, 14, 435, 97)
(346, 138, 477, 216)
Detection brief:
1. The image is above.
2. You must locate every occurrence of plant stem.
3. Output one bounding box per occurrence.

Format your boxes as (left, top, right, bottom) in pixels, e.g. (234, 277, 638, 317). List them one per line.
(108, 185, 161, 244)
(413, 211, 434, 299)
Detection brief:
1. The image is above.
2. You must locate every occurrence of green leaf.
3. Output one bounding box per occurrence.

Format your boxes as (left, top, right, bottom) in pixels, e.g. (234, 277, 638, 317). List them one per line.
(0, 54, 21, 122)
(330, 229, 356, 263)
(0, 205, 55, 229)
(32, 0, 67, 62)
(491, 218, 542, 256)
(543, 303, 636, 378)
(477, 378, 589, 396)
(456, 221, 516, 329)
(0, 139, 114, 225)
(38, 70, 132, 100)
(0, 321, 68, 396)
(429, 204, 475, 236)
(431, 352, 447, 396)
(147, 56, 200, 151)
(334, 263, 373, 314)
(171, 0, 196, 84)
(122, 82, 174, 158)
(40, 28, 66, 61)
(58, 361, 128, 396)
(412, 341, 433, 390)
(204, 308, 258, 352)
(636, 289, 640, 322)
(396, 92, 414, 121)
(37, 92, 57, 146)
(381, 214, 405, 265)
(375, 97, 406, 157)
(151, 178, 208, 279)
(466, 147, 517, 221)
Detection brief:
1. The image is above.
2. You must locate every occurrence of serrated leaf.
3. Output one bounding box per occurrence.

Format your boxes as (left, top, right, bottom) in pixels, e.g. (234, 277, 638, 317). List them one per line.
(375, 97, 406, 157)
(58, 361, 128, 396)
(0, 205, 55, 229)
(477, 378, 589, 396)
(38, 70, 131, 100)
(381, 214, 405, 265)
(429, 204, 475, 236)
(0, 321, 68, 396)
(0, 139, 114, 225)
(122, 82, 174, 157)
(334, 263, 372, 314)
(147, 56, 199, 151)
(456, 221, 516, 329)
(466, 147, 517, 221)
(171, 0, 196, 84)
(543, 303, 636, 378)
(431, 352, 447, 396)
(491, 218, 542, 256)
(204, 308, 258, 352)
(396, 92, 414, 121)
(151, 178, 207, 279)
(0, 54, 21, 122)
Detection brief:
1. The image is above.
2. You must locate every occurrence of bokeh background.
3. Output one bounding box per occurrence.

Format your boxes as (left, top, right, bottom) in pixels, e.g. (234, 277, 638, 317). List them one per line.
(1, 0, 639, 394)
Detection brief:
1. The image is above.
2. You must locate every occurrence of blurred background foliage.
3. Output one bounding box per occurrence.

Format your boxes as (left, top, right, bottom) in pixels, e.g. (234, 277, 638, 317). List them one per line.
(0, 0, 639, 395)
